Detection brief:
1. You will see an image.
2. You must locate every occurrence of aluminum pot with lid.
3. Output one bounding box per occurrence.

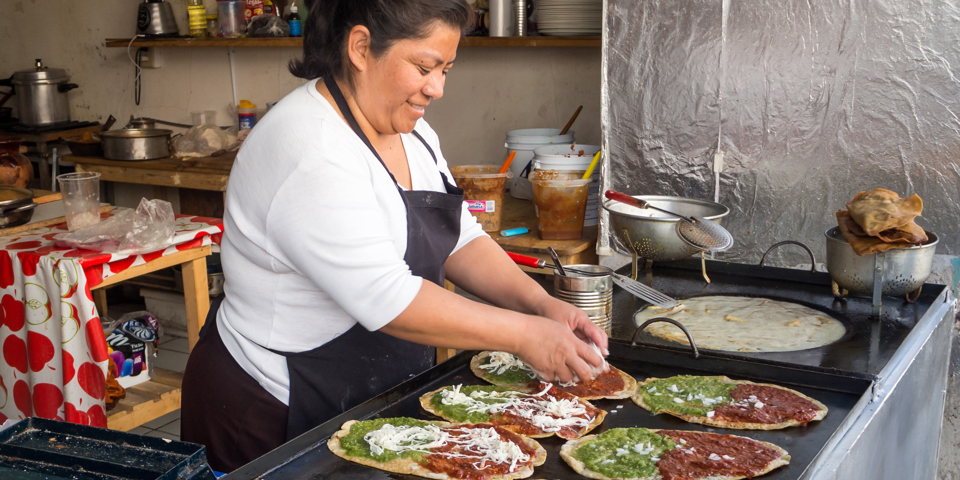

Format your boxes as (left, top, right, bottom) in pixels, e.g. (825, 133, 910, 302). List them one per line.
(10, 59, 78, 126)
(100, 128, 172, 161)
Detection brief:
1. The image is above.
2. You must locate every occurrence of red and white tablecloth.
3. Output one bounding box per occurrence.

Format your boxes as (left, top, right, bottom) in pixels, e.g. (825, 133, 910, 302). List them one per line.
(0, 210, 223, 427)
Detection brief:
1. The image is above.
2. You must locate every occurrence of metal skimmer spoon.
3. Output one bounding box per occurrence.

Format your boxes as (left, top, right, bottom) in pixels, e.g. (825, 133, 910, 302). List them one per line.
(604, 190, 734, 252)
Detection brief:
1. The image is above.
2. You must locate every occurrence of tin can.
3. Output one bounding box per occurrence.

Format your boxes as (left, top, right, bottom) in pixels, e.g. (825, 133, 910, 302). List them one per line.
(553, 265, 613, 334)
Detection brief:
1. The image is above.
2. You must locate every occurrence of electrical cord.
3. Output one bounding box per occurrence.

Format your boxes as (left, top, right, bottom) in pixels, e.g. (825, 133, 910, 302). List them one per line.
(126, 35, 145, 110)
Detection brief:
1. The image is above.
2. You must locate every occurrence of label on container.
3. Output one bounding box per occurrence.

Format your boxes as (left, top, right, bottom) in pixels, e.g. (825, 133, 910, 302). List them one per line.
(239, 114, 257, 130)
(289, 19, 302, 36)
(466, 200, 495, 213)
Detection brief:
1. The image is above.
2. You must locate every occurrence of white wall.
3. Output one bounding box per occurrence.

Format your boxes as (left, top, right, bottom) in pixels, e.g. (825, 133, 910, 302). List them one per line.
(1, 0, 601, 170)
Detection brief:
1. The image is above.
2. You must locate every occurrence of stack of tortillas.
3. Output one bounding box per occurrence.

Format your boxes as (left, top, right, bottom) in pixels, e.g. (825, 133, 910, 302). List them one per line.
(836, 188, 927, 255)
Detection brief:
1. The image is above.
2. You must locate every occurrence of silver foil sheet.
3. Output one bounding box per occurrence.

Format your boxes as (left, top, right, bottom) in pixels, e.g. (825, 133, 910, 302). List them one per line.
(601, 0, 960, 265)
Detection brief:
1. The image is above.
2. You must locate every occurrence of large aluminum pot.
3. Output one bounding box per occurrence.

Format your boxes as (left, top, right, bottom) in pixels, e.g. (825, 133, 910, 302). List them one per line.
(0, 186, 37, 229)
(603, 195, 730, 261)
(100, 128, 172, 161)
(824, 226, 938, 296)
(11, 59, 78, 126)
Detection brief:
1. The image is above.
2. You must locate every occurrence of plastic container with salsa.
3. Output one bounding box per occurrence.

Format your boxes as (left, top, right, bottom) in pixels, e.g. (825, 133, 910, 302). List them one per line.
(529, 170, 591, 240)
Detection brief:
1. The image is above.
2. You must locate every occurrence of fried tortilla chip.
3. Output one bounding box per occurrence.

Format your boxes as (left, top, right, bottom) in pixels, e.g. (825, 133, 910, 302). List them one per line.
(837, 210, 919, 255)
(846, 188, 923, 236)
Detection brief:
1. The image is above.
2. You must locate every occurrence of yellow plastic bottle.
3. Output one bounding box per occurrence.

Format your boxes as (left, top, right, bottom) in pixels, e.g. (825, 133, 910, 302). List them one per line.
(187, 0, 207, 38)
(238, 100, 257, 130)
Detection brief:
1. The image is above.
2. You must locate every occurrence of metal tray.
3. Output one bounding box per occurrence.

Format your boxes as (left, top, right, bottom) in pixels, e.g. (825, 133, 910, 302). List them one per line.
(229, 342, 872, 480)
(0, 417, 216, 480)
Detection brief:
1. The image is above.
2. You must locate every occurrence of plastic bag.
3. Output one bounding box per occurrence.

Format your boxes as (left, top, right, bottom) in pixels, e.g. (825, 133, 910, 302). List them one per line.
(54, 198, 176, 255)
(103, 311, 161, 383)
(249, 15, 290, 37)
(172, 124, 229, 157)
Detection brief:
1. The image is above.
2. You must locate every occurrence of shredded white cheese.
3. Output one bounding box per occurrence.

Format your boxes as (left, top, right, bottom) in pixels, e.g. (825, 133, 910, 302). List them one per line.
(723, 455, 735, 460)
(709, 453, 722, 461)
(438, 384, 594, 433)
(364, 423, 531, 473)
(478, 352, 536, 378)
(707, 411, 715, 418)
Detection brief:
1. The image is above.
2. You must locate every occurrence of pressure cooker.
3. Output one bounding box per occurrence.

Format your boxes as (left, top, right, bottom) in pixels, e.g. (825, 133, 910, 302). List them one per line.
(1, 59, 79, 126)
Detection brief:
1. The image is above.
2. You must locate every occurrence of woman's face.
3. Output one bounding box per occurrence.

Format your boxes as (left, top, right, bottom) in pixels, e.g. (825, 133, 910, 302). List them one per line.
(353, 23, 460, 135)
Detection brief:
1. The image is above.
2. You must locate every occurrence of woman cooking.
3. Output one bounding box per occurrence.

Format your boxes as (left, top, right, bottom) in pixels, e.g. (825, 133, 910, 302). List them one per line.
(181, 0, 607, 472)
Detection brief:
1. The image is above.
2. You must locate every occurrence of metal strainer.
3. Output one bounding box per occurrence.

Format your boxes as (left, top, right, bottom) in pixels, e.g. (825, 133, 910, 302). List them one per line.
(605, 190, 734, 252)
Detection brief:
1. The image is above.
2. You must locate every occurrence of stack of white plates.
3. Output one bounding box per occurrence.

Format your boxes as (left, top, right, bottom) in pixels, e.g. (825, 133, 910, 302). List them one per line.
(536, 0, 602, 36)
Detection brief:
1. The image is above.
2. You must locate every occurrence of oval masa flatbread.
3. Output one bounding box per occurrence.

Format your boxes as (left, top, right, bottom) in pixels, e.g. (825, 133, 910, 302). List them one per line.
(632, 375, 828, 430)
(470, 351, 637, 400)
(328, 418, 547, 480)
(560, 428, 790, 480)
(420, 384, 608, 439)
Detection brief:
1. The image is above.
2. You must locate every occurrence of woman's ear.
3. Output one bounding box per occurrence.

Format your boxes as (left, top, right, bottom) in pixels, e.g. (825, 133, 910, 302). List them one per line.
(346, 25, 372, 73)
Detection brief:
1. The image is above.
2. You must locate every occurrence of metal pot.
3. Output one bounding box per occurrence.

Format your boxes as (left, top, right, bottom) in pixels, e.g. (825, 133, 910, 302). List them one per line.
(10, 59, 78, 126)
(100, 128, 172, 161)
(824, 226, 938, 297)
(0, 186, 37, 229)
(603, 195, 730, 262)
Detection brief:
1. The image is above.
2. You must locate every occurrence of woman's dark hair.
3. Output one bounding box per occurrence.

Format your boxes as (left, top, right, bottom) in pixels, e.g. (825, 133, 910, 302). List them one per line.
(289, 0, 474, 85)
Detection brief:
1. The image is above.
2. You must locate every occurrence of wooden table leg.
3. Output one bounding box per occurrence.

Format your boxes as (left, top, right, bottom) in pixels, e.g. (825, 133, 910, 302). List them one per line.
(182, 255, 210, 352)
(93, 289, 109, 318)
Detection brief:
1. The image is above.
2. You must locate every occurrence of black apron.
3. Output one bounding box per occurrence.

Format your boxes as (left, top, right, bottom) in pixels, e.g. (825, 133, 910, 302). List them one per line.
(266, 77, 464, 440)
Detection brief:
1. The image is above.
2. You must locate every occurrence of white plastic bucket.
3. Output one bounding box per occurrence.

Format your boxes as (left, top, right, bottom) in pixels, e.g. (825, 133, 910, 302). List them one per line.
(533, 144, 600, 226)
(503, 128, 575, 200)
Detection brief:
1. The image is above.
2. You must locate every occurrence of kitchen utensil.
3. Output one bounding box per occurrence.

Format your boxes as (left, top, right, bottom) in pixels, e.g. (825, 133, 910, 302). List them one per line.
(547, 246, 567, 276)
(553, 263, 613, 332)
(0, 134, 33, 188)
(825, 226, 937, 298)
(603, 195, 729, 262)
(210, 140, 242, 157)
(498, 150, 516, 174)
(9, 59, 78, 126)
(127, 116, 157, 130)
(0, 185, 37, 228)
(56, 172, 101, 231)
(559, 105, 583, 135)
(582, 150, 601, 179)
(506, 251, 680, 308)
(605, 190, 734, 252)
(100, 115, 117, 132)
(136, 0, 181, 37)
(100, 128, 172, 160)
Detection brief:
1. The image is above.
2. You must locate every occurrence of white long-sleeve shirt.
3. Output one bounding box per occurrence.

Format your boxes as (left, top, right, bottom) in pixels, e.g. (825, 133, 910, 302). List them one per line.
(217, 79, 486, 404)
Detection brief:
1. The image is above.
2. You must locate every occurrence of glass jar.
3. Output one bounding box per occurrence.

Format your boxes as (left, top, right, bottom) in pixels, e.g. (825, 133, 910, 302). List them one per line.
(0, 134, 33, 188)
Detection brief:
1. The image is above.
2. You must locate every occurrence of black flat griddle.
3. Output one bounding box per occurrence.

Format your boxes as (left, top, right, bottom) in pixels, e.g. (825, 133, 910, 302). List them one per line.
(611, 259, 947, 378)
(0, 417, 216, 480)
(228, 342, 870, 480)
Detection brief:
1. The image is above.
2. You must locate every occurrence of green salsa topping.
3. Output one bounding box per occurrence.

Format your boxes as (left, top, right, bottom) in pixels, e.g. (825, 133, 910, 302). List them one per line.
(639, 375, 735, 416)
(431, 385, 520, 423)
(338, 417, 430, 463)
(573, 428, 676, 478)
(481, 361, 538, 385)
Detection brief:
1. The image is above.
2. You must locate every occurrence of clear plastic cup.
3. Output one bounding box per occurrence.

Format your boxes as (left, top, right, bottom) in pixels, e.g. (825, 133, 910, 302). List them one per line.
(57, 172, 101, 231)
(218, 0, 246, 38)
(450, 165, 512, 232)
(530, 170, 591, 240)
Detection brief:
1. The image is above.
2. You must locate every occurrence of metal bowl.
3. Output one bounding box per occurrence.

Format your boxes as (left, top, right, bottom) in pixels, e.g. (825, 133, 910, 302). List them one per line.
(603, 195, 730, 261)
(824, 226, 937, 297)
(0, 185, 37, 229)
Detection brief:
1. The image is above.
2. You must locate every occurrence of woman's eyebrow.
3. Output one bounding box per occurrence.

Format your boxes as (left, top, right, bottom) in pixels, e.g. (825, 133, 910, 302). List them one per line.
(419, 52, 456, 67)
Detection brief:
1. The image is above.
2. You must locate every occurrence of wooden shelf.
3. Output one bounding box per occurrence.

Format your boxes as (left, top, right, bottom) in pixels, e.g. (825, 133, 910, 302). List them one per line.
(104, 36, 600, 48)
(107, 368, 183, 432)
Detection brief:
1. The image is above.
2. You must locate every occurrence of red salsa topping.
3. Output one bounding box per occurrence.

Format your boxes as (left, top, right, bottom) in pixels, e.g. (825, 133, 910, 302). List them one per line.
(656, 430, 784, 480)
(713, 384, 821, 425)
(527, 368, 625, 398)
(422, 424, 539, 480)
(489, 383, 601, 439)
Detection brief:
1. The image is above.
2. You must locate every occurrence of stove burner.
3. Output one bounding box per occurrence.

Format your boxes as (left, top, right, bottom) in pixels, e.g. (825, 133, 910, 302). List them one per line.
(4, 120, 99, 135)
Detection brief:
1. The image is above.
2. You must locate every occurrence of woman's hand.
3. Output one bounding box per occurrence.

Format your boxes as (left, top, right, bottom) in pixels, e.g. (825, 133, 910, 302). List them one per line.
(514, 316, 607, 384)
(534, 295, 609, 356)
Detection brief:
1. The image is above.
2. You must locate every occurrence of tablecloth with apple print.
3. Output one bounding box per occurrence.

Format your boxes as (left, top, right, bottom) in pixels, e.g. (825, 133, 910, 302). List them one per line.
(0, 209, 223, 427)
